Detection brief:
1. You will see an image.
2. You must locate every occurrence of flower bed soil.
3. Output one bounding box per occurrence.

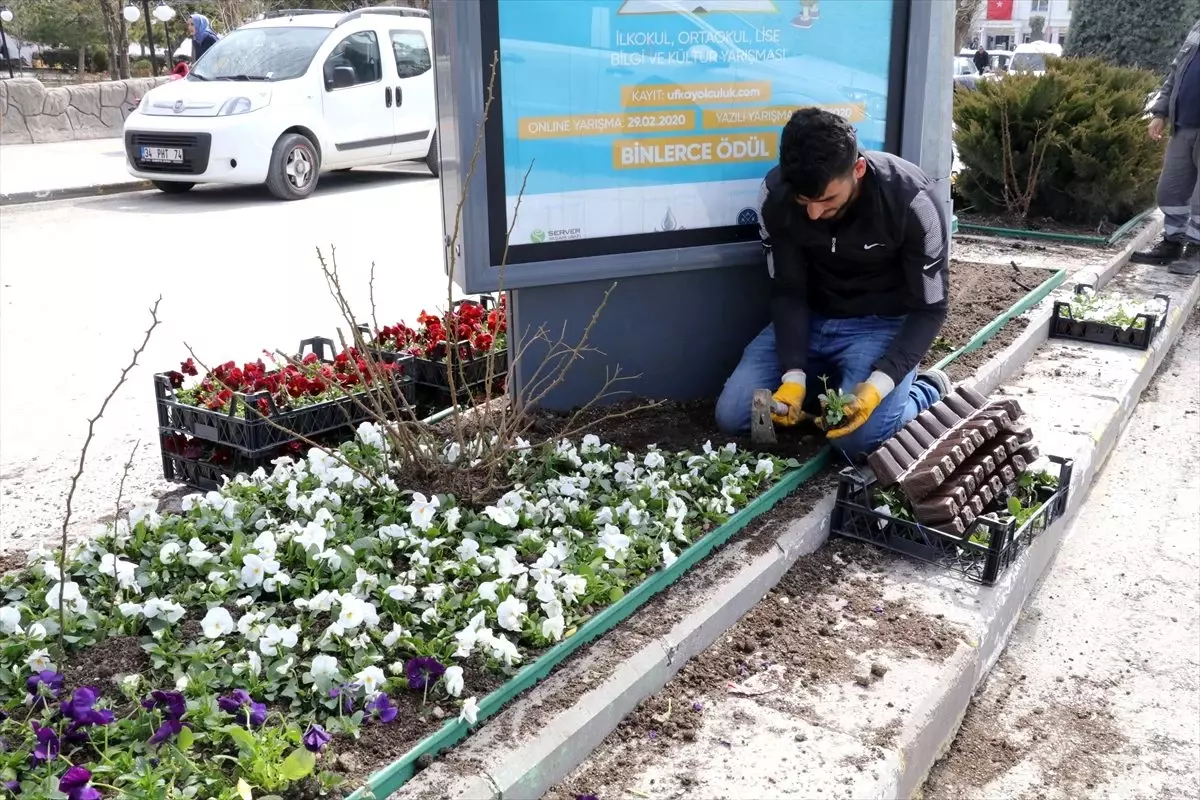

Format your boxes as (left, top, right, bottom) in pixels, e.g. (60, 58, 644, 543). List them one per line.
(925, 259, 1055, 381)
(546, 539, 967, 800)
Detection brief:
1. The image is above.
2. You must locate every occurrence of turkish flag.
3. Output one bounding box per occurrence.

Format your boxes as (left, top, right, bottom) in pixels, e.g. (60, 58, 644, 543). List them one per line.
(987, 0, 1014, 20)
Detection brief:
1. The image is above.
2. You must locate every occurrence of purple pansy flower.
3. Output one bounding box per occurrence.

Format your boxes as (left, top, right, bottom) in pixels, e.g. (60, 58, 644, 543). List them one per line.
(302, 723, 331, 753)
(60, 686, 114, 728)
(141, 690, 186, 720)
(218, 690, 266, 727)
(329, 684, 356, 714)
(59, 765, 102, 800)
(30, 721, 60, 766)
(148, 718, 185, 746)
(576, 795, 600, 800)
(405, 656, 446, 691)
(366, 692, 398, 723)
(26, 670, 65, 697)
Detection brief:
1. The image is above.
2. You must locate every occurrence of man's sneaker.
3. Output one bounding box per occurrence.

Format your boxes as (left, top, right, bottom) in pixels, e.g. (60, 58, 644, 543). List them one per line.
(916, 367, 952, 400)
(1168, 243, 1200, 276)
(1130, 237, 1184, 265)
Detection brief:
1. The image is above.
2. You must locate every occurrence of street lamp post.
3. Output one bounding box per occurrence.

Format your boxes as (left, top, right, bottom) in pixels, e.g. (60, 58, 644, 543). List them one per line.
(0, 6, 15, 80)
(123, 1, 158, 76)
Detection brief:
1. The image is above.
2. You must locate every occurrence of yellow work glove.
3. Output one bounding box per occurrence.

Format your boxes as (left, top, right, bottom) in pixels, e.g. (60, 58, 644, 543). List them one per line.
(822, 372, 892, 439)
(771, 372, 807, 427)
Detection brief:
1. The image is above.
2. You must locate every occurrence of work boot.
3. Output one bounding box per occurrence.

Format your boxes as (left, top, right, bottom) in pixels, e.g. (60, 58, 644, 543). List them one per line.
(1168, 243, 1200, 276)
(1130, 237, 1184, 265)
(916, 367, 952, 400)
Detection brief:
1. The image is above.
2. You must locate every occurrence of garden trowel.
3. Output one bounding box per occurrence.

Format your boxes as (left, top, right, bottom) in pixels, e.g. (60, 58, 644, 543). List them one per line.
(750, 388, 790, 446)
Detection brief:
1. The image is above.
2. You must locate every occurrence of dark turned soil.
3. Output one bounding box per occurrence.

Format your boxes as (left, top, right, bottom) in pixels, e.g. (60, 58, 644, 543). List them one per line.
(925, 259, 1055, 382)
(0, 551, 24, 575)
(956, 209, 1119, 240)
(545, 539, 968, 800)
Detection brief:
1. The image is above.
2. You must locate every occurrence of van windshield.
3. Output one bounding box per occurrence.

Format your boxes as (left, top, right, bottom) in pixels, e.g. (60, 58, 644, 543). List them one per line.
(191, 27, 328, 82)
(1010, 52, 1047, 72)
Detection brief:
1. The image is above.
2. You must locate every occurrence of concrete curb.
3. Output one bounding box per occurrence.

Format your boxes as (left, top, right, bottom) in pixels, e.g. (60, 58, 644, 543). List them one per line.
(394, 216, 1174, 800)
(0, 180, 153, 206)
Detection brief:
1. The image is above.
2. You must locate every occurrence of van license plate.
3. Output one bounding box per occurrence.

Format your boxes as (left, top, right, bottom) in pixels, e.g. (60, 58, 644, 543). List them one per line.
(141, 147, 184, 163)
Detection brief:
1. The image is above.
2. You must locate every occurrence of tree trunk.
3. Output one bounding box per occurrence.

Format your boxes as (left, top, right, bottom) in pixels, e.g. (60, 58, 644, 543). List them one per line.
(955, 0, 984, 52)
(97, 0, 120, 80)
(118, 12, 131, 79)
(77, 44, 87, 77)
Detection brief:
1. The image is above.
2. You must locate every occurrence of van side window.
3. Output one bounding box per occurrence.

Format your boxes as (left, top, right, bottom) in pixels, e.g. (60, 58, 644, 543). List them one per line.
(323, 31, 382, 90)
(391, 30, 431, 79)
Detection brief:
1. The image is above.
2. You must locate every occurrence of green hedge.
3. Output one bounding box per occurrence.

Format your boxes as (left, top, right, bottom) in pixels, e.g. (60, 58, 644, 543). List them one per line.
(953, 56, 1163, 225)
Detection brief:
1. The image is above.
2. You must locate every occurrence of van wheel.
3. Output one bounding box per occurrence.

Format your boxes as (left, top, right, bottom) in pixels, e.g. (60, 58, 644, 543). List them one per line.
(266, 133, 320, 200)
(425, 131, 440, 177)
(153, 181, 195, 194)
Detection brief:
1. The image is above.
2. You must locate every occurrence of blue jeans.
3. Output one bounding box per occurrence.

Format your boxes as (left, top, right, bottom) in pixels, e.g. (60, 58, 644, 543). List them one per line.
(715, 317, 941, 460)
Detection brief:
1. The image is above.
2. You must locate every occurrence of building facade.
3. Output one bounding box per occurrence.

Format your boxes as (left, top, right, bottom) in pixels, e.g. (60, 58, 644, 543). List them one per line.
(970, 0, 1075, 51)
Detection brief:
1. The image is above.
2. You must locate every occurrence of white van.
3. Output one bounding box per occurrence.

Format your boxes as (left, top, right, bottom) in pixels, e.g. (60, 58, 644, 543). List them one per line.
(123, 7, 438, 200)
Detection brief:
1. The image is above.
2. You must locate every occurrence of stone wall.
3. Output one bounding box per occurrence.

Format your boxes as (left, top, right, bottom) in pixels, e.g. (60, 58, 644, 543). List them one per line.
(0, 77, 170, 145)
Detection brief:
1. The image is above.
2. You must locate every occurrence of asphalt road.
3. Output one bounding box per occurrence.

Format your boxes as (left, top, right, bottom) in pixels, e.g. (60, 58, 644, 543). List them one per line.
(924, 312, 1200, 800)
(0, 168, 461, 555)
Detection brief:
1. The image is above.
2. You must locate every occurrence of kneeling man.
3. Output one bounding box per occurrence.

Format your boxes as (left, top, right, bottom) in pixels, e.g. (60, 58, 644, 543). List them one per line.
(716, 108, 952, 460)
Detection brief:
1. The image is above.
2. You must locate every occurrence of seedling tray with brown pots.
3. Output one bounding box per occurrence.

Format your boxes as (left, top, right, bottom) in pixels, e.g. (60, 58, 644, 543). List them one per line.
(1050, 283, 1170, 351)
(154, 336, 415, 460)
(159, 428, 352, 491)
(829, 384, 1073, 585)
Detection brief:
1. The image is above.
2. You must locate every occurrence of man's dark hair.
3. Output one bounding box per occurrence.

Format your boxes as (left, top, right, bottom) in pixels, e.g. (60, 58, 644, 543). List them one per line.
(778, 108, 859, 198)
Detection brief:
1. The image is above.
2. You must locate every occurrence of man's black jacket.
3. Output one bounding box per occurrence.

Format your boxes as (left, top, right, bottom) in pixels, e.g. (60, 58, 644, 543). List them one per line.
(758, 150, 950, 385)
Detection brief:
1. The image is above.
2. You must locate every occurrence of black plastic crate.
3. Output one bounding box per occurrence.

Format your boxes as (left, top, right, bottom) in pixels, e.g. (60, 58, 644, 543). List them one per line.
(1050, 284, 1170, 351)
(154, 337, 415, 459)
(830, 455, 1073, 585)
(159, 428, 352, 491)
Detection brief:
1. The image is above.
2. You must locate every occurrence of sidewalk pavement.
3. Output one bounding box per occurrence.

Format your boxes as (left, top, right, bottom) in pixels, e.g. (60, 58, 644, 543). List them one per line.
(0, 137, 149, 204)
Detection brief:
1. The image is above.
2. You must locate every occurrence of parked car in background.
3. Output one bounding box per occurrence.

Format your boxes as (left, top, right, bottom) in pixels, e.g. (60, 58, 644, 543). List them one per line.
(123, 6, 438, 200)
(953, 56, 982, 91)
(1009, 41, 1062, 76)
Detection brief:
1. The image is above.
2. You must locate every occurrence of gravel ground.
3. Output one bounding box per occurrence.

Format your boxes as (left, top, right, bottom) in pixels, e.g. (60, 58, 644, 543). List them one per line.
(923, 310, 1200, 800)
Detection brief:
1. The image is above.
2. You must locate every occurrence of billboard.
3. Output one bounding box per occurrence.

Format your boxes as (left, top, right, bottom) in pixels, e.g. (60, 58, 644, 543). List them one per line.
(487, 0, 898, 259)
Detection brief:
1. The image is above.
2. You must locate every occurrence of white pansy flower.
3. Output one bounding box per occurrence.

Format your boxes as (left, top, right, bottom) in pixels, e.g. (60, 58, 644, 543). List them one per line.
(456, 538, 481, 562)
(598, 525, 631, 560)
(558, 574, 588, 604)
(259, 623, 299, 656)
(484, 505, 520, 528)
(252, 530, 278, 557)
(661, 542, 678, 568)
(240, 553, 275, 588)
(644, 450, 666, 470)
(118, 601, 144, 618)
(381, 623, 406, 649)
(27, 622, 47, 640)
(129, 498, 162, 531)
(443, 507, 462, 532)
(263, 573, 291, 593)
(45, 581, 87, 615)
(356, 665, 386, 696)
(534, 578, 558, 605)
(201, 607, 235, 639)
(235, 596, 255, 608)
(408, 492, 440, 531)
(42, 562, 61, 582)
(460, 696, 479, 725)
(294, 521, 329, 554)
(356, 421, 385, 449)
(443, 665, 464, 697)
(421, 607, 440, 624)
(158, 541, 181, 565)
(99, 554, 139, 592)
(594, 507, 614, 526)
(27, 649, 54, 672)
(0, 606, 22, 635)
(336, 595, 377, 631)
(477, 581, 500, 603)
(755, 458, 774, 477)
(422, 583, 447, 603)
(143, 597, 185, 623)
(385, 584, 417, 603)
(176, 675, 189, 692)
(496, 595, 527, 633)
(308, 654, 340, 688)
(542, 613, 565, 642)
(581, 434, 603, 453)
(493, 546, 527, 579)
(317, 548, 343, 571)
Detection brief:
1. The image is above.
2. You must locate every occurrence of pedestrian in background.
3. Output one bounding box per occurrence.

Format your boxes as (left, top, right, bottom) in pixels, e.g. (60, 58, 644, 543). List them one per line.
(973, 46, 989, 75)
(1131, 18, 1200, 276)
(188, 13, 220, 62)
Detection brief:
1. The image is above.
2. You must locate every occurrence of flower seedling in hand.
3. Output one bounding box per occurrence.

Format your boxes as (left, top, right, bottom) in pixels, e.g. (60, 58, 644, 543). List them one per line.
(817, 375, 857, 430)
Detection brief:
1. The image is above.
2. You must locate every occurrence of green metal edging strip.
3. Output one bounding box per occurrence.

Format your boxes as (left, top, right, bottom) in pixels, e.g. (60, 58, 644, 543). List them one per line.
(347, 449, 832, 799)
(932, 268, 1067, 371)
(345, 266, 1054, 799)
(956, 207, 1154, 247)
